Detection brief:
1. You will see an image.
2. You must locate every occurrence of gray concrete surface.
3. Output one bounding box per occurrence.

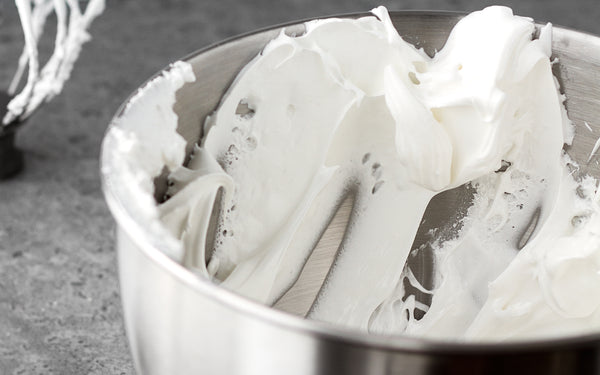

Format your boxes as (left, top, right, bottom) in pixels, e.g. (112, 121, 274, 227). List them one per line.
(0, 0, 599, 374)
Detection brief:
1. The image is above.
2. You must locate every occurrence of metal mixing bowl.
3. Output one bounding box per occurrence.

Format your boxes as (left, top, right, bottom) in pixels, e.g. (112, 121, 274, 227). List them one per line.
(101, 11, 600, 375)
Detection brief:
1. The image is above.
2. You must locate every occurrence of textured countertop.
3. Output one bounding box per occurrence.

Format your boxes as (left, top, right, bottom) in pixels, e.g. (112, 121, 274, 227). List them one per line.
(1, 0, 599, 373)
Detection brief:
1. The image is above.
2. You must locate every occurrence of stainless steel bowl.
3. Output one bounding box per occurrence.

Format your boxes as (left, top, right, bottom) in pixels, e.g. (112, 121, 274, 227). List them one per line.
(101, 11, 600, 375)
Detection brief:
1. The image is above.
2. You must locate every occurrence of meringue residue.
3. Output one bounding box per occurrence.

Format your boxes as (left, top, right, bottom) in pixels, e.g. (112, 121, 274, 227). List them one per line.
(109, 6, 600, 341)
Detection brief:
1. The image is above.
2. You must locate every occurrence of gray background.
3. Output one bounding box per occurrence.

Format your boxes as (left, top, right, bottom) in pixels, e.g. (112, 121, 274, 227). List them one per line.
(1, 0, 599, 373)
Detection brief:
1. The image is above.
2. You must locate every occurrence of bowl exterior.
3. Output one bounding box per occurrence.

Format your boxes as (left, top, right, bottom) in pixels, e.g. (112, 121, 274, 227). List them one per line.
(102, 12, 600, 375)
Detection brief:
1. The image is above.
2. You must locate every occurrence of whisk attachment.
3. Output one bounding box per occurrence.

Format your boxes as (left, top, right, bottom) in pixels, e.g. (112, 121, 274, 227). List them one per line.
(0, 92, 24, 179)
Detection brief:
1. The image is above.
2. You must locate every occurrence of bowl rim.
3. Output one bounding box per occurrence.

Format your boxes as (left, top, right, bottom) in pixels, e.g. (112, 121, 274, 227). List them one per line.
(100, 9, 600, 354)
